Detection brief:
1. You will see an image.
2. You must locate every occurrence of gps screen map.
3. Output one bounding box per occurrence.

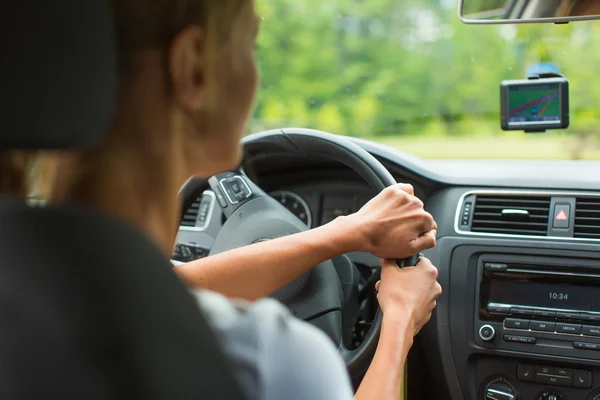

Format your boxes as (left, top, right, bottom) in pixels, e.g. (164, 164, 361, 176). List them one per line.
(508, 83, 560, 125)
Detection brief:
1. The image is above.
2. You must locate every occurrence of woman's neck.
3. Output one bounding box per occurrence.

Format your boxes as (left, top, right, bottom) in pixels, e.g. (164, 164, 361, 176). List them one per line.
(58, 117, 191, 257)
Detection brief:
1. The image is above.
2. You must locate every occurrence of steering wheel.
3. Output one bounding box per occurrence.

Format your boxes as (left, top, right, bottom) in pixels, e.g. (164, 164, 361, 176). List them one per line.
(180, 128, 417, 380)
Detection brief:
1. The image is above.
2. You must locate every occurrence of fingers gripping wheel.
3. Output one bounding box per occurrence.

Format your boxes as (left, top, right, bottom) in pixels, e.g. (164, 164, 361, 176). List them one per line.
(180, 128, 426, 380)
(397, 253, 423, 268)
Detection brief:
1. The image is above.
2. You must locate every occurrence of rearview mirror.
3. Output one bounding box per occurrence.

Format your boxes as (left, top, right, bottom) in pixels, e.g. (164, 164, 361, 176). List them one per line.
(459, 0, 600, 24)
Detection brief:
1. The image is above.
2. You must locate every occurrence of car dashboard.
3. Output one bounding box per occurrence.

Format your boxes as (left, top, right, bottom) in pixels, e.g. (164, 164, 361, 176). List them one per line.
(175, 136, 600, 400)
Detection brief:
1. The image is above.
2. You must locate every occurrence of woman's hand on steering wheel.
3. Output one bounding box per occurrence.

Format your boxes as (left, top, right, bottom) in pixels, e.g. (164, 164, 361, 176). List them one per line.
(346, 183, 437, 259)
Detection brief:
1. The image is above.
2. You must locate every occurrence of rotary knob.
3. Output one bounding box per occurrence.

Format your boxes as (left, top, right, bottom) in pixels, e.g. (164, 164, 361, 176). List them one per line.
(485, 381, 517, 400)
(479, 324, 496, 342)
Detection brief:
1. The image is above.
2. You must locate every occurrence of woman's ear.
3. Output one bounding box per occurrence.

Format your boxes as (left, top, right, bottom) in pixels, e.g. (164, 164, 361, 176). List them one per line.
(168, 26, 207, 111)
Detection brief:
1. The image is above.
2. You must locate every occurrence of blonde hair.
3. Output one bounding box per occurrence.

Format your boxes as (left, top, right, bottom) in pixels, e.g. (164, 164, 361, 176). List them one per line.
(20, 0, 250, 203)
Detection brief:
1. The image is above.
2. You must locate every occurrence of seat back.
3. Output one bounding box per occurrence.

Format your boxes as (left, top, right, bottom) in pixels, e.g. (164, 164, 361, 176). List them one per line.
(0, 1, 247, 398)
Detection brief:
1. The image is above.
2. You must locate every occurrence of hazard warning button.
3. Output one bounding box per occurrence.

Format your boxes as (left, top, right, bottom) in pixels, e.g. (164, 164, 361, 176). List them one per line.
(553, 204, 571, 229)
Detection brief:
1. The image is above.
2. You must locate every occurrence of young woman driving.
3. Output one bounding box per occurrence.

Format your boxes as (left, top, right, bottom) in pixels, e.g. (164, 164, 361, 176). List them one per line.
(43, 0, 442, 398)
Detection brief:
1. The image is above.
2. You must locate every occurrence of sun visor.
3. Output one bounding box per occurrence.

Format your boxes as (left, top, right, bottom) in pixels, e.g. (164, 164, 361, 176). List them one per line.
(0, 1, 117, 149)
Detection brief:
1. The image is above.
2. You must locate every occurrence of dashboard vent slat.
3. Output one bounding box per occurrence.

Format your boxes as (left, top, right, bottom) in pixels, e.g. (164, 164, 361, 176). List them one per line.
(470, 195, 551, 236)
(181, 197, 202, 227)
(575, 197, 600, 239)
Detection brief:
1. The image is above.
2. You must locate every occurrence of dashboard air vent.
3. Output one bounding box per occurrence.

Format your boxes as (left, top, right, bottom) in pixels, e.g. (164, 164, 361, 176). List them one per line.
(574, 197, 600, 239)
(471, 195, 551, 236)
(181, 196, 202, 227)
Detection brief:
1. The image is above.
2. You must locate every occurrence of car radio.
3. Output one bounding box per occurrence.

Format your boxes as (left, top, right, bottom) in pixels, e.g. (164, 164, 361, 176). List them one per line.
(474, 256, 600, 365)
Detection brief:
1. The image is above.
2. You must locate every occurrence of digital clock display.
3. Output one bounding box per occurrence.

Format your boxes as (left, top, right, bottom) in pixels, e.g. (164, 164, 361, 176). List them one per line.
(489, 280, 600, 312)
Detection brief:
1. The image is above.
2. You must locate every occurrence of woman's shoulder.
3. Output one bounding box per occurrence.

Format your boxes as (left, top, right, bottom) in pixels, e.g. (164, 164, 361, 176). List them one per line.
(191, 290, 353, 400)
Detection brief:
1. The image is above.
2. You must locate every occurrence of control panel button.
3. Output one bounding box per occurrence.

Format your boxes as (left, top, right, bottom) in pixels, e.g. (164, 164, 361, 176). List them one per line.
(535, 372, 572, 387)
(536, 365, 553, 375)
(552, 204, 571, 229)
(484, 262, 508, 271)
(536, 388, 568, 400)
(517, 363, 535, 382)
(573, 369, 592, 389)
(556, 311, 580, 320)
(220, 176, 252, 204)
(479, 324, 496, 342)
(489, 305, 510, 315)
(574, 342, 600, 350)
(553, 367, 573, 377)
(583, 325, 600, 337)
(531, 320, 556, 332)
(505, 318, 530, 330)
(503, 334, 536, 344)
(556, 323, 582, 334)
(511, 307, 534, 317)
(581, 313, 600, 323)
(534, 310, 557, 319)
(213, 187, 228, 208)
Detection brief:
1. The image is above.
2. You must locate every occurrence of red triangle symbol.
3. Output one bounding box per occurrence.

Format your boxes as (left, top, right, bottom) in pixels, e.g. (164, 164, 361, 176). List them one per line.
(556, 210, 568, 221)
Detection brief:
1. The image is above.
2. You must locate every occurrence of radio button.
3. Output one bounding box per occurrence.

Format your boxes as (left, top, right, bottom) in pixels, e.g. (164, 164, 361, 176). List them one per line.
(488, 305, 510, 315)
(582, 325, 600, 337)
(556, 323, 582, 334)
(504, 334, 536, 344)
(511, 307, 534, 317)
(556, 311, 580, 320)
(574, 342, 600, 350)
(534, 310, 557, 319)
(581, 313, 600, 323)
(484, 262, 508, 271)
(531, 320, 556, 332)
(505, 318, 530, 330)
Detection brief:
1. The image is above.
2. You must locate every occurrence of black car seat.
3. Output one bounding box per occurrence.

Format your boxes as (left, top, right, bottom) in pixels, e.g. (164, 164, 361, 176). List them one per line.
(0, 2, 248, 399)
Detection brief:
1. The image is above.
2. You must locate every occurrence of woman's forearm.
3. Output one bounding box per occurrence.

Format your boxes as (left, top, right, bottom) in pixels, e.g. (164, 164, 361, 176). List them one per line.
(354, 317, 413, 400)
(174, 216, 364, 300)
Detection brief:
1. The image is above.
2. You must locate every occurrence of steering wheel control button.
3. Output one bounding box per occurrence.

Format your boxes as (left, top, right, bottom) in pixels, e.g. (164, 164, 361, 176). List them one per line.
(479, 324, 496, 341)
(503, 334, 536, 344)
(505, 318, 530, 330)
(517, 363, 535, 382)
(573, 369, 592, 388)
(552, 204, 571, 229)
(213, 186, 228, 208)
(220, 176, 252, 204)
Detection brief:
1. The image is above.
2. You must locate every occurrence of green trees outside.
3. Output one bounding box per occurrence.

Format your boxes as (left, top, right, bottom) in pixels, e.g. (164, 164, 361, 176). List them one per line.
(251, 0, 600, 159)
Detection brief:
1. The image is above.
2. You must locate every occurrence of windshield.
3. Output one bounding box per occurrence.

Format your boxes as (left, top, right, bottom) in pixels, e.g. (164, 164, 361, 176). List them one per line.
(252, 0, 600, 160)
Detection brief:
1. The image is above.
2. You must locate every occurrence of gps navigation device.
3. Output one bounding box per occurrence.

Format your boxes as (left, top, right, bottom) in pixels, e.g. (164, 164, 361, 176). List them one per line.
(500, 77, 569, 132)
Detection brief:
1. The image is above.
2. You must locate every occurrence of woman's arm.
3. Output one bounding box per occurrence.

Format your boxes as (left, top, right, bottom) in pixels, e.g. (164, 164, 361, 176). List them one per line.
(175, 215, 359, 300)
(353, 319, 412, 400)
(175, 184, 437, 300)
(353, 258, 442, 400)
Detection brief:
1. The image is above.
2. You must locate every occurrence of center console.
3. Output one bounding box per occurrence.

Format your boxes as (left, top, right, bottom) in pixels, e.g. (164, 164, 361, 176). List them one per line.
(444, 244, 600, 400)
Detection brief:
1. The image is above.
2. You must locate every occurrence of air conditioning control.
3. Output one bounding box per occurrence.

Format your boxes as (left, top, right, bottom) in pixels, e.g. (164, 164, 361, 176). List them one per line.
(479, 324, 496, 342)
(535, 388, 568, 400)
(485, 381, 517, 400)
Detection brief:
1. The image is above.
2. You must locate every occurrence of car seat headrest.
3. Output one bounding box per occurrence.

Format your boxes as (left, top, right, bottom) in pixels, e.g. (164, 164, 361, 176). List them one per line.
(0, 1, 117, 149)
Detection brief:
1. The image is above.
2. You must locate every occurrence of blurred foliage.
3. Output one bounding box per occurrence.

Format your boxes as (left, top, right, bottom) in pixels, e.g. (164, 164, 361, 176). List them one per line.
(250, 0, 600, 159)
